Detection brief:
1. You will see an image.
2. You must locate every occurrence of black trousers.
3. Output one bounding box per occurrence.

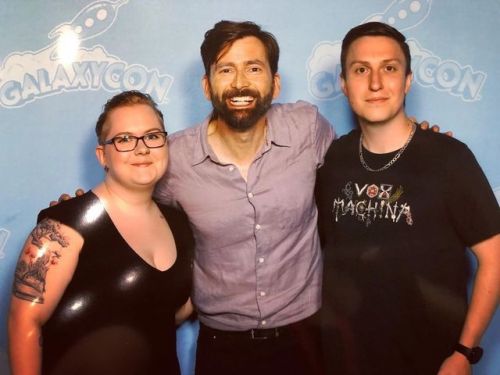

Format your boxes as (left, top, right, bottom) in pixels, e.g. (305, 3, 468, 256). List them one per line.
(195, 314, 325, 375)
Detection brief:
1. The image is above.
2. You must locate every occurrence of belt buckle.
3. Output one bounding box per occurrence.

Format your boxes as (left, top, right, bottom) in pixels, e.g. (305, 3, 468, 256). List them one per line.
(250, 328, 279, 340)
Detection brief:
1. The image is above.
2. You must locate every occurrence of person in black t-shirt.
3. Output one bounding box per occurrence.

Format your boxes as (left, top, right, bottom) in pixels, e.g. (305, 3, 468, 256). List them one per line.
(317, 22, 500, 375)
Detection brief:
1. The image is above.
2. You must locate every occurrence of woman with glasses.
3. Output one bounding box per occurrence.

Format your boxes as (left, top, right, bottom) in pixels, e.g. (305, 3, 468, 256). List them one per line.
(8, 91, 194, 375)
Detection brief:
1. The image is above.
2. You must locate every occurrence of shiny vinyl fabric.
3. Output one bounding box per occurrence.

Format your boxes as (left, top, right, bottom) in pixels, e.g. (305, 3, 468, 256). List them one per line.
(37, 192, 193, 375)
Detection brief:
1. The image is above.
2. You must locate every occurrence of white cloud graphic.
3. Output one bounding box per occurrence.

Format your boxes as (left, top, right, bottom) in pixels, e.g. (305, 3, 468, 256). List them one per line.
(306, 41, 342, 100)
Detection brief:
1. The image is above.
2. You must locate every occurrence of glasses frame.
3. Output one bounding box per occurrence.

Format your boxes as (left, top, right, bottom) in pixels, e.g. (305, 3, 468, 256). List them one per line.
(102, 131, 168, 152)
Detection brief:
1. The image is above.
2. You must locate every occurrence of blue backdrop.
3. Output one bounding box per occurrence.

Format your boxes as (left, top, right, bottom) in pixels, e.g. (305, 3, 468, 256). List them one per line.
(1, 1, 499, 374)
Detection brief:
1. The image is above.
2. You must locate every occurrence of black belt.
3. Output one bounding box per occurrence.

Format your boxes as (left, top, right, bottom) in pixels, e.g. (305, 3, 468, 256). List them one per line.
(200, 317, 312, 341)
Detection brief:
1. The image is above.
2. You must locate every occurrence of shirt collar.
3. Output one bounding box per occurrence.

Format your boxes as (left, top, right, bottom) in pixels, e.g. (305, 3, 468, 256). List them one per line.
(191, 115, 213, 166)
(190, 104, 291, 166)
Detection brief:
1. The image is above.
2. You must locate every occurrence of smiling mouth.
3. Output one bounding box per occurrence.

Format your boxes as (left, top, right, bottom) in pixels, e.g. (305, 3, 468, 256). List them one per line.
(229, 96, 255, 107)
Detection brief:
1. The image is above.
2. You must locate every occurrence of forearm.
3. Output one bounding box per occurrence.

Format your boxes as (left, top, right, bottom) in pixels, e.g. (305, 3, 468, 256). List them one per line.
(175, 298, 194, 325)
(437, 235, 499, 374)
(8, 315, 42, 375)
(458, 261, 500, 346)
(459, 235, 500, 346)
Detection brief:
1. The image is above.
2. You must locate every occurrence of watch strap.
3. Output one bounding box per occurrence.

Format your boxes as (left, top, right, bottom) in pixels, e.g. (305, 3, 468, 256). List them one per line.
(455, 343, 483, 364)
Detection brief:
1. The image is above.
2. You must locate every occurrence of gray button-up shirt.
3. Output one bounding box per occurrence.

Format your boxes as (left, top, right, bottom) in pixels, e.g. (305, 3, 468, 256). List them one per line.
(155, 101, 334, 330)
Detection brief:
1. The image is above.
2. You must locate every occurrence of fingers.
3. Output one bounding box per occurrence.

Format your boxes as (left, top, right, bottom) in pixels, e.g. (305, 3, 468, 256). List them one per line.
(419, 121, 429, 130)
(414, 117, 453, 137)
(49, 194, 70, 207)
(58, 194, 71, 203)
(431, 125, 453, 136)
(49, 189, 83, 207)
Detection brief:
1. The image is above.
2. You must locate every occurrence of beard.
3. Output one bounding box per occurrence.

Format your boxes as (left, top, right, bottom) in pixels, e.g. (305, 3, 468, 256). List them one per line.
(210, 85, 274, 132)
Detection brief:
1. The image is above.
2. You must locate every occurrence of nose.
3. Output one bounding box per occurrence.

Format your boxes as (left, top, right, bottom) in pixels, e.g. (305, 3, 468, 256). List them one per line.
(232, 69, 249, 89)
(134, 137, 150, 155)
(369, 70, 382, 91)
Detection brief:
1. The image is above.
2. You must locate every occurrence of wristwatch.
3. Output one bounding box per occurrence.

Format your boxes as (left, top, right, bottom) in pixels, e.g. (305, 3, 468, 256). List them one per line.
(455, 343, 483, 364)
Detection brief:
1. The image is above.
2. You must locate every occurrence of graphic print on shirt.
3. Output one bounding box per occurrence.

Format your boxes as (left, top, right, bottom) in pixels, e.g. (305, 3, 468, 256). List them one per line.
(332, 181, 413, 227)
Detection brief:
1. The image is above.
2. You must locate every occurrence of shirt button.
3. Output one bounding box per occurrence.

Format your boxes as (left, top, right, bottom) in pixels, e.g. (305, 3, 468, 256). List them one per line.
(258, 257, 264, 264)
(259, 291, 266, 297)
(261, 320, 267, 326)
(228, 166, 234, 172)
(248, 192, 254, 198)
(255, 224, 261, 230)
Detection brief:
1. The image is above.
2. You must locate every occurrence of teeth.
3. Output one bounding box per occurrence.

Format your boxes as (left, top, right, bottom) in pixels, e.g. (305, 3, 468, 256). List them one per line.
(230, 96, 254, 103)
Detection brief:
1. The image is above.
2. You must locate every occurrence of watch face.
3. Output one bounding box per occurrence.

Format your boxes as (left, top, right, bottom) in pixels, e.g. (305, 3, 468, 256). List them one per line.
(470, 347, 483, 364)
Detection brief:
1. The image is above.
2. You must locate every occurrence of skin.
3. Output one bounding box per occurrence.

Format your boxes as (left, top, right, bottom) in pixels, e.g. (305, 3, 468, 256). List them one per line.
(341, 35, 413, 153)
(9, 220, 82, 375)
(201, 36, 281, 181)
(438, 235, 500, 375)
(9, 103, 192, 375)
(341, 35, 500, 375)
(95, 104, 169, 193)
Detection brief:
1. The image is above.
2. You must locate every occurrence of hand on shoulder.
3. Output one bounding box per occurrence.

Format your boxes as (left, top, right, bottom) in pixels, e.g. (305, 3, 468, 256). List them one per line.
(410, 116, 453, 137)
(49, 188, 85, 207)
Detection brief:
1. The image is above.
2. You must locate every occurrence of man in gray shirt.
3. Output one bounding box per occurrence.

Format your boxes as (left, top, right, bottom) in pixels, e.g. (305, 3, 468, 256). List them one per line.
(154, 20, 333, 375)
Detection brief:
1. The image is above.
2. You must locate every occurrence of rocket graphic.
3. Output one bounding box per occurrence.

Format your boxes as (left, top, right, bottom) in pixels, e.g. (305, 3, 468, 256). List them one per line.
(363, 0, 433, 31)
(48, 0, 129, 42)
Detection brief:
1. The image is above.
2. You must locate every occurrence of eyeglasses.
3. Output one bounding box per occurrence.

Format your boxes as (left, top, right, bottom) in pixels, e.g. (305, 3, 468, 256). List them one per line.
(102, 131, 168, 152)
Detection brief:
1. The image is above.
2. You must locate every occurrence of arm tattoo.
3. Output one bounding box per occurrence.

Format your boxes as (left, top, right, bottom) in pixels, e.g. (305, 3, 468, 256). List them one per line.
(12, 219, 69, 304)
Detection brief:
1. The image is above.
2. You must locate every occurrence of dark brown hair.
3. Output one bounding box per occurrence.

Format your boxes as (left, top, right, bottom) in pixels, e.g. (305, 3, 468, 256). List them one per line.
(341, 22, 412, 78)
(200, 20, 280, 77)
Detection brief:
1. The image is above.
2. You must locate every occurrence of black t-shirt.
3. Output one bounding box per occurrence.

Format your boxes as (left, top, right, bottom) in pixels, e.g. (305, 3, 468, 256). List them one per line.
(316, 127, 500, 375)
(38, 191, 194, 375)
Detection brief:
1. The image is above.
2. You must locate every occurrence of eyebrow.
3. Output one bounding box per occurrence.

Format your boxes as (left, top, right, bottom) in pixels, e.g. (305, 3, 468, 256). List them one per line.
(112, 127, 164, 137)
(349, 58, 404, 67)
(214, 59, 267, 70)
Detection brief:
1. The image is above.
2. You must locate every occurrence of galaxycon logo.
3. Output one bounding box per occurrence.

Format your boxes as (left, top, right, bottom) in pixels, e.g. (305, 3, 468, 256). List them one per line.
(307, 0, 486, 102)
(0, 0, 173, 108)
(0, 228, 9, 259)
(408, 40, 486, 102)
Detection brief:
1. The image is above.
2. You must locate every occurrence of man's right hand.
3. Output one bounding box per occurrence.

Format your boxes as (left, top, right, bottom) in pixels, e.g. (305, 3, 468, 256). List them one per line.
(49, 188, 85, 206)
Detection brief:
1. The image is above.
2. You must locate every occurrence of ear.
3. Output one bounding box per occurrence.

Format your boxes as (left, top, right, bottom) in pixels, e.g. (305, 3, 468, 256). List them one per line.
(95, 145, 106, 169)
(340, 74, 348, 97)
(272, 73, 281, 99)
(404, 72, 413, 94)
(202, 75, 212, 101)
